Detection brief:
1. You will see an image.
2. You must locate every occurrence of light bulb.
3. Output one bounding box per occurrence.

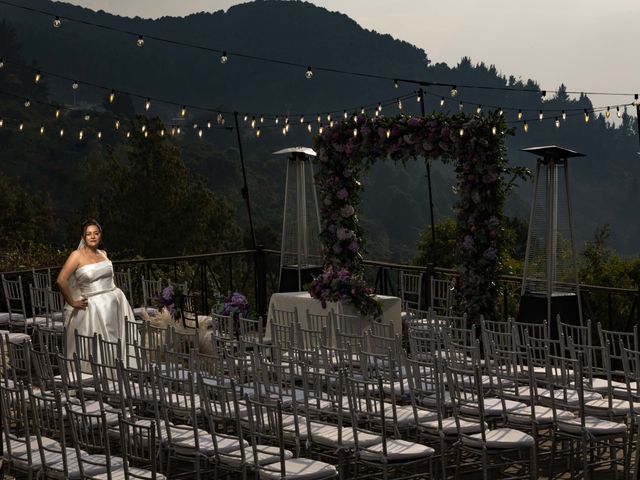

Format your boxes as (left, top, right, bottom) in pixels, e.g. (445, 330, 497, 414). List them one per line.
(416, 94, 421, 103)
(79, 130, 83, 140)
(40, 125, 44, 135)
(329, 120, 334, 128)
(53, 16, 61, 28)
(353, 114, 357, 123)
(115, 119, 120, 130)
(458, 101, 463, 111)
(377, 102, 382, 112)
(136, 35, 144, 47)
(541, 90, 547, 100)
(177, 127, 181, 134)
(319, 125, 323, 135)
(343, 111, 347, 119)
(84, 114, 90, 121)
(459, 128, 464, 137)
(171, 127, 177, 136)
(220, 52, 228, 64)
(243, 114, 248, 122)
(584, 109, 589, 123)
(360, 107, 365, 115)
(18, 122, 23, 131)
(305, 66, 313, 79)
(397, 99, 403, 111)
(451, 85, 458, 97)
(300, 115, 304, 124)
(98, 131, 102, 139)
(72, 81, 79, 90)
(0, 58, 3, 69)
(616, 106, 621, 118)
(251, 117, 256, 129)
(326, 114, 331, 122)
(562, 110, 567, 121)
(374, 110, 379, 117)
(555, 117, 560, 128)
(0, 118, 3, 127)
(523, 121, 528, 133)
(59, 128, 64, 137)
(126, 131, 131, 138)
(24, 99, 31, 108)
(517, 109, 522, 120)
(55, 109, 61, 119)
(317, 114, 321, 124)
(476, 105, 482, 114)
(141, 124, 146, 132)
(109, 90, 116, 103)
(260, 115, 264, 124)
(491, 126, 497, 135)
(256, 128, 261, 138)
(440, 97, 445, 107)
(275, 116, 279, 125)
(285, 116, 289, 125)
(353, 127, 357, 137)
(198, 129, 203, 138)
(386, 129, 390, 139)
(394, 80, 399, 89)
(282, 126, 287, 136)
(181, 106, 187, 117)
(160, 129, 165, 137)
(307, 123, 312, 133)
(217, 113, 224, 125)
(144, 131, 148, 139)
(605, 106, 611, 119)
(145, 98, 151, 111)
(539, 110, 543, 121)
(498, 108, 504, 116)
(34, 71, 41, 83)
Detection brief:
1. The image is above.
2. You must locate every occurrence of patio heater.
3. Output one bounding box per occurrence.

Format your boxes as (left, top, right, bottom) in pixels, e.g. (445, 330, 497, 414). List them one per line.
(519, 146, 585, 332)
(274, 147, 323, 292)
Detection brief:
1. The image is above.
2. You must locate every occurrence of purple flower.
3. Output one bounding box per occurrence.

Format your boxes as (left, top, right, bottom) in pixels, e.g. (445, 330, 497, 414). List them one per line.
(332, 243, 343, 254)
(336, 188, 349, 200)
(348, 240, 359, 252)
(483, 247, 498, 261)
(340, 205, 355, 218)
(408, 117, 423, 127)
(463, 235, 475, 251)
(161, 286, 174, 302)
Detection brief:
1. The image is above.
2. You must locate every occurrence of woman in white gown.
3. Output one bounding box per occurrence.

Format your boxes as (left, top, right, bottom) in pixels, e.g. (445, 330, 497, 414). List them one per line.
(57, 219, 136, 365)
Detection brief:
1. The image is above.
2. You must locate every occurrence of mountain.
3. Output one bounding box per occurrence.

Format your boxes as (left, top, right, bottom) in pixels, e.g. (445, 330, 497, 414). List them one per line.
(0, 0, 638, 259)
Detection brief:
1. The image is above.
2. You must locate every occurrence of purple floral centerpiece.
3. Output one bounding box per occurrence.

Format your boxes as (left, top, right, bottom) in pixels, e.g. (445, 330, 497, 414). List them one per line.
(308, 266, 382, 318)
(222, 292, 249, 318)
(155, 286, 177, 317)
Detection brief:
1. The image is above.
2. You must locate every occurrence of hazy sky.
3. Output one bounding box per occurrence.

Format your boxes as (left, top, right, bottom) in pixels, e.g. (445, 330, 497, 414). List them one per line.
(60, 0, 639, 108)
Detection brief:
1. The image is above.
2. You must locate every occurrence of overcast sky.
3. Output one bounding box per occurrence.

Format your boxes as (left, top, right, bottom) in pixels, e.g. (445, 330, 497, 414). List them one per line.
(60, 0, 639, 108)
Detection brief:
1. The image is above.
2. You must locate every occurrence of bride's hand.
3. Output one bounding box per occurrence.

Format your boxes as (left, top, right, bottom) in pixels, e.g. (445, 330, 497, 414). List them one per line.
(71, 298, 89, 310)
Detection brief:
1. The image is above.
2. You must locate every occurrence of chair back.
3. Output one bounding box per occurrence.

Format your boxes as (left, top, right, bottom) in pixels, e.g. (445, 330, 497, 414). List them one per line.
(141, 277, 163, 308)
(400, 270, 423, 311)
(430, 276, 452, 315)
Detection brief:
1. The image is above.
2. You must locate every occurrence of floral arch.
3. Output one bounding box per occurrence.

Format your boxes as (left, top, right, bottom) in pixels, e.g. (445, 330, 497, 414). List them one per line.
(308, 111, 509, 321)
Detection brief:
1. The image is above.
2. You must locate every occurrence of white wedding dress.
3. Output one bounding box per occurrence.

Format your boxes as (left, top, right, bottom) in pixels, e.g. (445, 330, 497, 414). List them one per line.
(64, 260, 136, 365)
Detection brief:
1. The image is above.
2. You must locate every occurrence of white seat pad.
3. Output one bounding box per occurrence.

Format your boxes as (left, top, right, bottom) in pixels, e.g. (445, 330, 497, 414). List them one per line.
(6, 435, 59, 458)
(313, 425, 381, 448)
(260, 457, 337, 480)
(463, 428, 535, 449)
(461, 398, 526, 415)
(50, 453, 123, 478)
(360, 439, 434, 462)
(93, 467, 167, 480)
(221, 445, 293, 467)
(558, 416, 627, 435)
(540, 389, 603, 405)
(419, 417, 484, 435)
(507, 406, 574, 424)
(584, 398, 638, 416)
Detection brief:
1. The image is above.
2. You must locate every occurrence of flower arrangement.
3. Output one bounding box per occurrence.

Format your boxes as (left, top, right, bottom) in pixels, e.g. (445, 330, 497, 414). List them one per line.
(154, 286, 180, 318)
(308, 265, 382, 318)
(313, 111, 512, 321)
(222, 292, 249, 318)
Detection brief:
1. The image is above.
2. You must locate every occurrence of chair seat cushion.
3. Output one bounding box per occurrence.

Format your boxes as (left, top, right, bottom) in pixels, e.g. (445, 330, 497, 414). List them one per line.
(93, 467, 167, 480)
(221, 445, 293, 467)
(558, 416, 628, 435)
(49, 453, 123, 479)
(360, 439, 435, 462)
(313, 425, 381, 448)
(540, 389, 603, 406)
(463, 428, 535, 449)
(393, 405, 438, 426)
(260, 457, 337, 480)
(461, 398, 526, 415)
(0, 312, 24, 323)
(501, 386, 551, 400)
(419, 417, 484, 435)
(507, 406, 574, 424)
(6, 435, 59, 458)
(584, 398, 638, 416)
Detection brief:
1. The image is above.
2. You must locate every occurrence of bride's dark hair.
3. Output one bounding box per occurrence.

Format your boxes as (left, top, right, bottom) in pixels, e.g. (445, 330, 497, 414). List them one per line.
(80, 219, 105, 249)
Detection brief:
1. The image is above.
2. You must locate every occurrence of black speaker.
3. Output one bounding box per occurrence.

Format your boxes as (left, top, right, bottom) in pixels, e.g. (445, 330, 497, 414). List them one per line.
(518, 292, 580, 338)
(278, 265, 323, 293)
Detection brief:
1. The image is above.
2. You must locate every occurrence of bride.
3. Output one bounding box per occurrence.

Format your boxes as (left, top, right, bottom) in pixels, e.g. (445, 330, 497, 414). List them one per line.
(57, 219, 136, 365)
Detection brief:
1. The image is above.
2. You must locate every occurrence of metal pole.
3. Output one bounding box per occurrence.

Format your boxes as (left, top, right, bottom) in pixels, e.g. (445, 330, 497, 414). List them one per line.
(233, 112, 257, 249)
(419, 88, 437, 267)
(636, 104, 640, 150)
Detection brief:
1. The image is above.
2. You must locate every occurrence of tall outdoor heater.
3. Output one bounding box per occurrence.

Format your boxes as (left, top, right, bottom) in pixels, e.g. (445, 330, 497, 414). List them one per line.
(519, 146, 585, 333)
(274, 147, 323, 292)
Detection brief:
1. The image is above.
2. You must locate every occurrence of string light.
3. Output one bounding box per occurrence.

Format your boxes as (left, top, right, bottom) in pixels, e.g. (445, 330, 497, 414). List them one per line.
(605, 106, 611, 119)
(256, 127, 261, 138)
(198, 128, 203, 138)
(109, 90, 115, 103)
(584, 109, 590, 123)
(52, 16, 61, 28)
(523, 121, 528, 133)
(459, 127, 464, 137)
(72, 81, 79, 90)
(55, 109, 61, 119)
(319, 124, 323, 135)
(353, 114, 358, 123)
(555, 117, 560, 128)
(34, 71, 41, 83)
(171, 127, 176, 136)
(177, 127, 181, 135)
(416, 94, 421, 103)
(39, 125, 44, 135)
(450, 85, 458, 97)
(541, 90, 547, 100)
(141, 124, 147, 132)
(126, 131, 131, 138)
(285, 124, 290, 133)
(18, 122, 23, 131)
(440, 97, 445, 108)
(539, 110, 543, 121)
(616, 106, 621, 118)
(329, 120, 334, 128)
(282, 126, 287, 136)
(115, 119, 120, 130)
(136, 35, 144, 47)
(517, 109, 523, 120)
(84, 114, 90, 121)
(307, 122, 312, 133)
(386, 129, 391, 139)
(260, 115, 264, 124)
(97, 131, 102, 139)
(0, 118, 3, 127)
(274, 116, 279, 125)
(250, 116, 256, 129)
(458, 101, 463, 111)
(59, 128, 64, 137)
(498, 108, 503, 116)
(491, 126, 497, 135)
(160, 129, 165, 137)
(317, 114, 321, 124)
(377, 102, 382, 113)
(0, 58, 4, 69)
(343, 111, 348, 120)
(397, 98, 403, 111)
(360, 107, 365, 115)
(394, 80, 399, 89)
(299, 115, 304, 124)
(562, 110, 567, 121)
(326, 114, 332, 122)
(145, 98, 151, 111)
(24, 99, 31, 108)
(305, 66, 313, 79)
(285, 116, 289, 125)
(220, 52, 228, 64)
(78, 130, 83, 140)
(352, 127, 358, 137)
(476, 105, 482, 114)
(243, 114, 248, 122)
(180, 106, 187, 117)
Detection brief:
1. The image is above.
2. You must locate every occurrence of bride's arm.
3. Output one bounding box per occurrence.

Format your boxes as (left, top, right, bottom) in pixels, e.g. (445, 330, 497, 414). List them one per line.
(56, 251, 88, 310)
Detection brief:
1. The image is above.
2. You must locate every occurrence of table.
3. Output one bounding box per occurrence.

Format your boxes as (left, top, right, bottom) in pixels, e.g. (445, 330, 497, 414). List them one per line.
(265, 291, 402, 342)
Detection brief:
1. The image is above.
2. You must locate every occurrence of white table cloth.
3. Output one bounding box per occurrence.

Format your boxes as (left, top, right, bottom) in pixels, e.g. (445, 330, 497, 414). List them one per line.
(265, 291, 402, 341)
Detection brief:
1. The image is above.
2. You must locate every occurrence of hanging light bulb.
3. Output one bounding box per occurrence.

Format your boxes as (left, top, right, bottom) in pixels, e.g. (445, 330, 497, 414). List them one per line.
(386, 129, 391, 139)
(517, 109, 523, 120)
(144, 130, 149, 138)
(0, 58, 4, 69)
(326, 114, 332, 122)
(416, 94, 421, 103)
(217, 113, 224, 125)
(72, 81, 79, 90)
(198, 129, 203, 138)
(97, 131, 102, 139)
(584, 109, 590, 123)
(220, 52, 228, 64)
(491, 126, 497, 135)
(476, 105, 482, 114)
(0, 118, 3, 127)
(343, 111, 348, 120)
(285, 124, 290, 133)
(450, 85, 458, 97)
(59, 128, 64, 137)
(616, 106, 621, 118)
(555, 117, 560, 128)
(299, 115, 304, 124)
(498, 107, 504, 116)
(353, 114, 358, 123)
(539, 110, 544, 121)
(458, 101, 463, 111)
(256, 128, 261, 138)
(115, 119, 120, 130)
(78, 130, 83, 140)
(181, 106, 187, 117)
(126, 131, 131, 138)
(319, 124, 324, 135)
(34, 71, 41, 84)
(260, 115, 264, 124)
(541, 90, 547, 100)
(317, 114, 321, 124)
(562, 110, 567, 121)
(243, 114, 248, 122)
(440, 97, 445, 108)
(24, 99, 31, 108)
(275, 116, 280, 125)
(329, 120, 334, 128)
(160, 129, 165, 137)
(605, 106, 611, 119)
(394, 80, 399, 89)
(459, 127, 464, 137)
(397, 98, 403, 111)
(192, 123, 198, 130)
(523, 121, 528, 133)
(53, 16, 61, 28)
(18, 122, 23, 132)
(40, 125, 45, 135)
(282, 126, 287, 136)
(55, 109, 61, 119)
(377, 102, 382, 113)
(109, 90, 116, 103)
(171, 127, 177, 136)
(136, 35, 145, 47)
(305, 66, 313, 79)
(141, 124, 147, 132)
(250, 116, 256, 129)
(360, 107, 365, 115)
(207, 121, 212, 129)
(145, 98, 151, 111)
(177, 127, 181, 135)
(352, 127, 358, 137)
(285, 116, 289, 125)
(84, 114, 90, 121)
(307, 122, 312, 133)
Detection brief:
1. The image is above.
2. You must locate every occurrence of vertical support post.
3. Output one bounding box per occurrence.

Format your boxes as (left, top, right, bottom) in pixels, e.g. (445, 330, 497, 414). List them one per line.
(233, 112, 257, 250)
(419, 87, 437, 267)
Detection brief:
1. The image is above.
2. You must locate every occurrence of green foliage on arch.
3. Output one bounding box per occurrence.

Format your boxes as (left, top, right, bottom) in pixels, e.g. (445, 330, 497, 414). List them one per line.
(309, 111, 510, 321)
